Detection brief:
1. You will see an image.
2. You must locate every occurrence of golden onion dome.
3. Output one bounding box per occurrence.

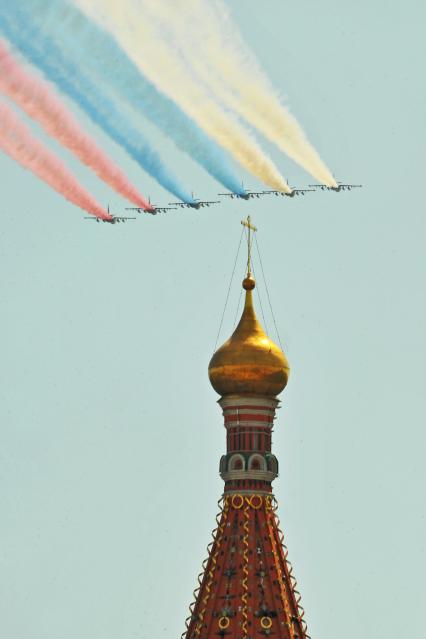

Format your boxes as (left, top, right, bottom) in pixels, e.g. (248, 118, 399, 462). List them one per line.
(208, 276, 289, 397)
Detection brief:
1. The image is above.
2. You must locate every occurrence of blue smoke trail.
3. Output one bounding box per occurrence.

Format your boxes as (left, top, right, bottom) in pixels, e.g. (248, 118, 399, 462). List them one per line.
(0, 0, 245, 196)
(0, 3, 194, 202)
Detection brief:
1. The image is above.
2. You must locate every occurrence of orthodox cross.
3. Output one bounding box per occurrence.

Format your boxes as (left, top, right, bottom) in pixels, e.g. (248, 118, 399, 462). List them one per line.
(241, 215, 257, 277)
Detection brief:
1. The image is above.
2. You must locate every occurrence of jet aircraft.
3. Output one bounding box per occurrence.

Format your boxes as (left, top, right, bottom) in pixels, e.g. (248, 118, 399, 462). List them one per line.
(262, 187, 314, 197)
(126, 204, 177, 215)
(168, 193, 220, 209)
(85, 215, 136, 224)
(84, 205, 136, 224)
(218, 188, 269, 200)
(309, 182, 362, 192)
(125, 196, 177, 215)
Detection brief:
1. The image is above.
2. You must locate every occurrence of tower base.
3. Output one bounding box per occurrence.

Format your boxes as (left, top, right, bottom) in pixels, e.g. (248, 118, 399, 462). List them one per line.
(182, 493, 310, 639)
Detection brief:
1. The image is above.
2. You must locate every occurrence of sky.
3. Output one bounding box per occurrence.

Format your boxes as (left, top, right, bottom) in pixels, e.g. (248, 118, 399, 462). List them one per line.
(1, 1, 425, 638)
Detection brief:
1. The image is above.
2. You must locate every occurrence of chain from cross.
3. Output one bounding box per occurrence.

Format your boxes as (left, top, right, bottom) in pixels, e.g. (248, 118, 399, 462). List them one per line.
(241, 215, 257, 277)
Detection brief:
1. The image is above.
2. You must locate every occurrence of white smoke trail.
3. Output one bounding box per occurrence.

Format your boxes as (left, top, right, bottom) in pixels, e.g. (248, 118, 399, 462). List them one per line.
(75, 0, 291, 193)
(141, 0, 337, 187)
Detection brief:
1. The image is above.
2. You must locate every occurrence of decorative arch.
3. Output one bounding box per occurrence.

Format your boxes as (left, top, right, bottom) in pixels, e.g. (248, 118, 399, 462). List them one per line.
(248, 453, 267, 472)
(219, 455, 227, 474)
(266, 454, 279, 475)
(228, 453, 245, 472)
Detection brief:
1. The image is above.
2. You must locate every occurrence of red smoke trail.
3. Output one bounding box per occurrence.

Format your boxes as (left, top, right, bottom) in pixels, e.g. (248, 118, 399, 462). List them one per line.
(0, 99, 113, 220)
(0, 41, 154, 211)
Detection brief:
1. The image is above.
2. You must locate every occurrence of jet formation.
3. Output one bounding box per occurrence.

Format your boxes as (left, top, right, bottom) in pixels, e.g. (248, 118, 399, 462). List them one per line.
(85, 180, 362, 223)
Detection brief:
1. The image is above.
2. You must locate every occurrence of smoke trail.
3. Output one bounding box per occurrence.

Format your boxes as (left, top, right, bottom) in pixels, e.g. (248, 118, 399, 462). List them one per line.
(76, 0, 291, 192)
(142, 0, 337, 187)
(21, 1, 245, 196)
(0, 100, 112, 220)
(0, 41, 153, 210)
(0, 6, 193, 203)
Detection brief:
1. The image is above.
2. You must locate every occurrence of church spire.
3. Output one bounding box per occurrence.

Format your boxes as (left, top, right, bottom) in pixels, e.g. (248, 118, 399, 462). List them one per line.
(181, 219, 309, 639)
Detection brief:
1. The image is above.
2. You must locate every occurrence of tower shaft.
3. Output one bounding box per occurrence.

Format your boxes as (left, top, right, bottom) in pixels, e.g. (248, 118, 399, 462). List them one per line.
(182, 395, 309, 639)
(219, 396, 279, 494)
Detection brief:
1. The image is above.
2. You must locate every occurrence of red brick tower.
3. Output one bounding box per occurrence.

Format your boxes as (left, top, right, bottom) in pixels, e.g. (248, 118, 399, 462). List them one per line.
(182, 218, 310, 639)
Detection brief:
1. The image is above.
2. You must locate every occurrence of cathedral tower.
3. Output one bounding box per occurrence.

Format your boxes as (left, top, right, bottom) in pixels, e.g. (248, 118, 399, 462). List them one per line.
(182, 218, 310, 639)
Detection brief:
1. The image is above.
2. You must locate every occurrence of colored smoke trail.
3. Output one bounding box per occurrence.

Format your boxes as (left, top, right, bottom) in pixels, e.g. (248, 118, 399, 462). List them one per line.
(51, 2, 246, 196)
(143, 0, 337, 188)
(0, 5, 193, 203)
(76, 0, 291, 193)
(0, 41, 152, 210)
(17, 0, 244, 195)
(0, 100, 112, 220)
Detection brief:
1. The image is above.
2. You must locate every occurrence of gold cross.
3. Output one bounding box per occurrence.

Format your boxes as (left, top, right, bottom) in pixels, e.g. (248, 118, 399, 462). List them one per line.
(241, 215, 257, 277)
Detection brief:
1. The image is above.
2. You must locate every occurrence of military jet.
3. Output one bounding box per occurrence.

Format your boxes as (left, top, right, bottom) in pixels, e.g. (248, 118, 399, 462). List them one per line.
(309, 182, 362, 192)
(126, 205, 177, 215)
(263, 187, 314, 198)
(125, 196, 177, 215)
(168, 193, 220, 209)
(85, 215, 136, 224)
(218, 188, 269, 200)
(84, 204, 136, 224)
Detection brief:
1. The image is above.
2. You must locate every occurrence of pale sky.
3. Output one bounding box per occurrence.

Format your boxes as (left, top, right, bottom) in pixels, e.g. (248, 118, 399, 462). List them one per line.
(1, 2, 425, 638)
